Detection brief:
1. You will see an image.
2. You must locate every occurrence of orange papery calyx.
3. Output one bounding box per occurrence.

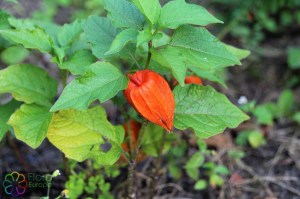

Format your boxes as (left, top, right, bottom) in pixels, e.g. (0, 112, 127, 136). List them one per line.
(184, 75, 203, 85)
(124, 70, 175, 132)
(119, 120, 146, 163)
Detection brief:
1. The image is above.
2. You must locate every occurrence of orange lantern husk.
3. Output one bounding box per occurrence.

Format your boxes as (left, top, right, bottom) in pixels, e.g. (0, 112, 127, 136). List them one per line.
(185, 75, 203, 85)
(119, 120, 146, 163)
(124, 70, 175, 132)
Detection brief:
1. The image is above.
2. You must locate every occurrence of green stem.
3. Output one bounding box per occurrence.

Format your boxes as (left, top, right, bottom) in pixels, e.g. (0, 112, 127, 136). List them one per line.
(145, 41, 153, 69)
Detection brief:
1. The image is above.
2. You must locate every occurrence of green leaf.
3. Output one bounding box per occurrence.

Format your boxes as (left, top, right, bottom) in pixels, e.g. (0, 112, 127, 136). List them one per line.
(0, 28, 52, 53)
(136, 29, 162, 47)
(194, 180, 207, 190)
(209, 174, 224, 186)
(8, 104, 53, 148)
(0, 99, 21, 140)
(57, 19, 83, 47)
(104, 0, 145, 29)
(253, 105, 274, 125)
(277, 89, 294, 117)
(190, 67, 227, 88)
(0, 10, 11, 29)
(84, 16, 118, 59)
(59, 50, 96, 75)
(288, 47, 300, 69)
(0, 64, 58, 106)
(140, 123, 164, 145)
(248, 131, 265, 148)
(214, 165, 229, 175)
(159, 0, 222, 29)
(293, 112, 300, 125)
(8, 18, 35, 30)
(105, 28, 138, 55)
(0, 45, 30, 65)
(174, 85, 249, 138)
(47, 106, 124, 165)
(151, 47, 187, 86)
(140, 123, 165, 156)
(132, 0, 161, 25)
(185, 151, 204, 180)
(51, 62, 128, 111)
(170, 25, 240, 69)
(225, 44, 250, 60)
(235, 131, 251, 146)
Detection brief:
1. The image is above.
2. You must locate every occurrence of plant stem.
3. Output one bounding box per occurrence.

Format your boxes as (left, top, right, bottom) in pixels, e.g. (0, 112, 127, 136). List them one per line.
(127, 121, 136, 199)
(145, 41, 153, 69)
(148, 132, 167, 199)
(127, 162, 136, 199)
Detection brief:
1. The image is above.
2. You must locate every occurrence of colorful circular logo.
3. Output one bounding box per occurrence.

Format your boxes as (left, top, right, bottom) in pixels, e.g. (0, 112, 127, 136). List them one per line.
(2, 171, 28, 197)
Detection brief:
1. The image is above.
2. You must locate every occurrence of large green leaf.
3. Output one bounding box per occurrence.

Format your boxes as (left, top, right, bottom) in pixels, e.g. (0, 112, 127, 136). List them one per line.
(57, 19, 83, 47)
(8, 104, 53, 148)
(0, 64, 58, 106)
(174, 85, 249, 138)
(170, 25, 240, 69)
(105, 28, 138, 55)
(0, 99, 21, 140)
(50, 62, 128, 111)
(132, 0, 161, 25)
(83, 16, 118, 59)
(0, 28, 52, 53)
(47, 106, 125, 165)
(104, 0, 145, 29)
(159, 0, 222, 29)
(59, 50, 97, 75)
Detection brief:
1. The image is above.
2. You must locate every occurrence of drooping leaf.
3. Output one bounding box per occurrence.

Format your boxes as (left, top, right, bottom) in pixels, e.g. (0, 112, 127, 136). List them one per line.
(132, 0, 161, 25)
(170, 25, 241, 69)
(51, 62, 128, 111)
(159, 0, 222, 29)
(57, 19, 83, 47)
(105, 28, 138, 55)
(174, 85, 249, 138)
(47, 106, 124, 165)
(0, 64, 58, 106)
(59, 50, 97, 75)
(104, 0, 145, 29)
(83, 16, 118, 59)
(8, 104, 53, 148)
(0, 28, 52, 53)
(0, 99, 21, 140)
